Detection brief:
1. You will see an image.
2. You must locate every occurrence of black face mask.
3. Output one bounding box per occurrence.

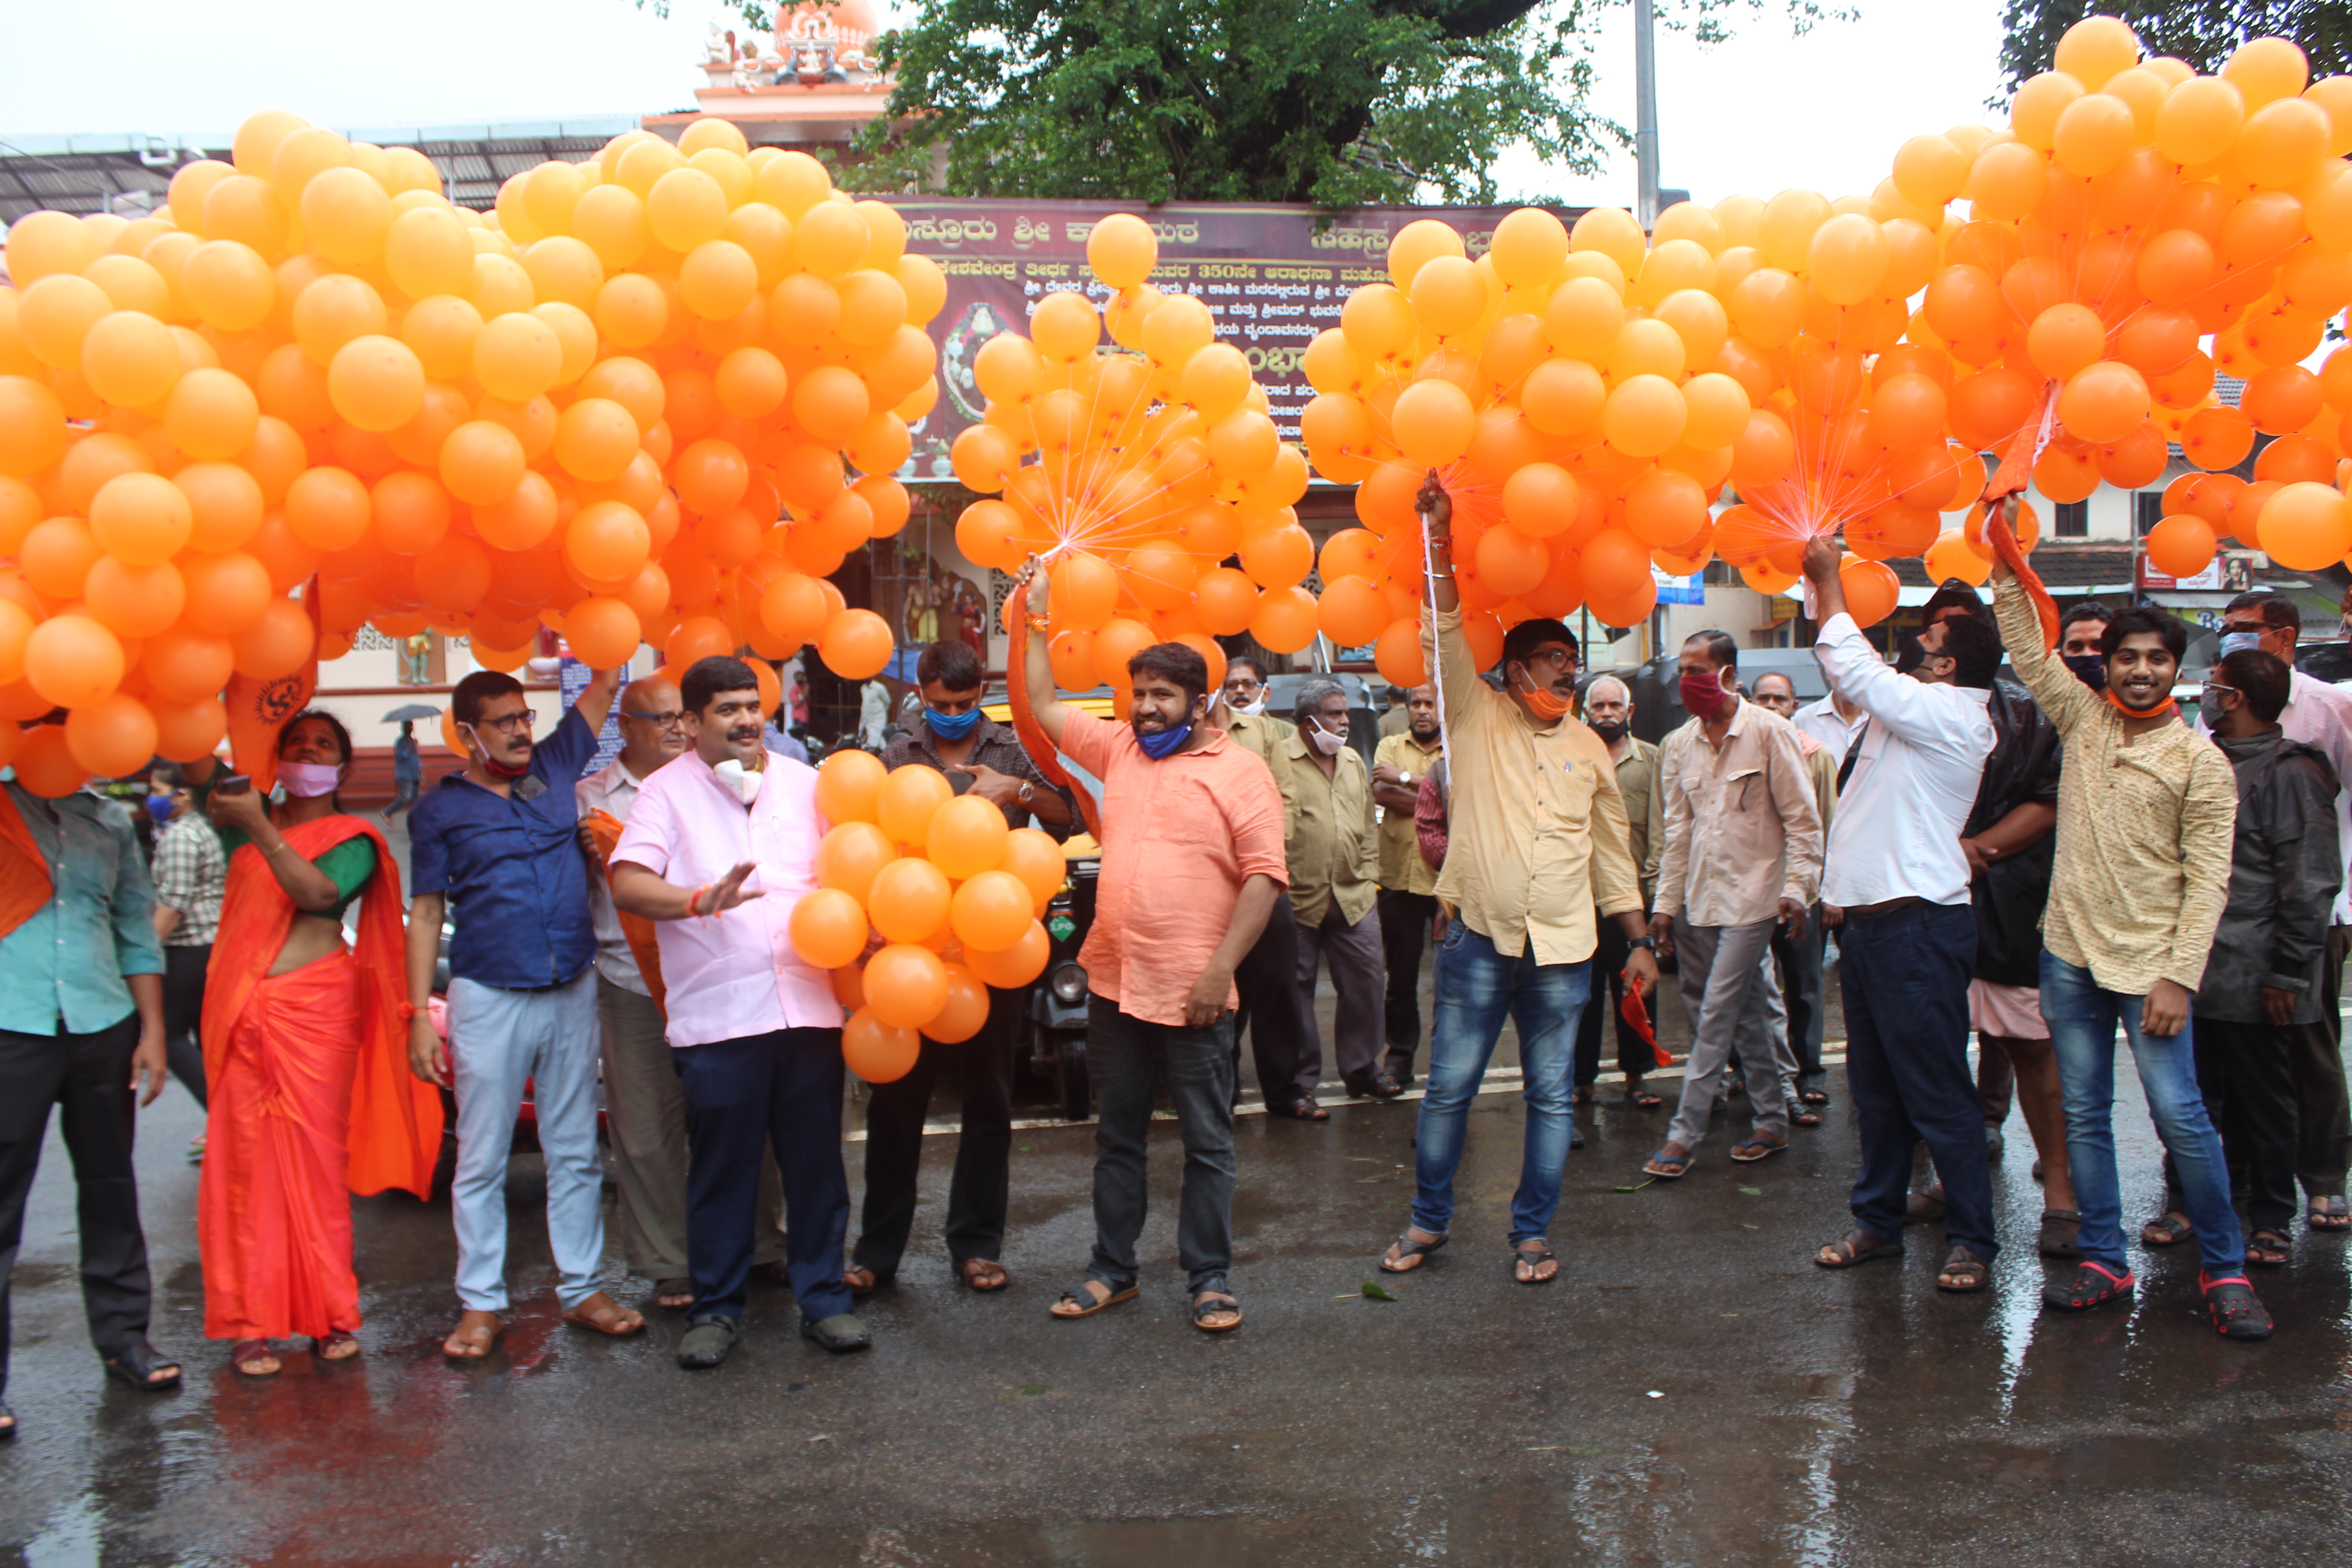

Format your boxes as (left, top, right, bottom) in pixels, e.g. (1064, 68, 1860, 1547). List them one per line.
(1893, 635, 1929, 676)
(2061, 653, 2107, 691)
(1588, 718, 1628, 743)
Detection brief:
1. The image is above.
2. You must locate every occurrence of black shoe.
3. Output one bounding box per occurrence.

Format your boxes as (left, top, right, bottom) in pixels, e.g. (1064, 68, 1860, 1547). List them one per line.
(1384, 1054, 1416, 1090)
(100, 1340, 181, 1392)
(1570, 1129, 1585, 1151)
(802, 1312, 872, 1353)
(1346, 1069, 1404, 1100)
(676, 1314, 738, 1370)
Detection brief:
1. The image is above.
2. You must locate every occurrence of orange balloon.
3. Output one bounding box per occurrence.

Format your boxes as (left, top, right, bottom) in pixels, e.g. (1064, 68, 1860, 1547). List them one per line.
(10, 722, 89, 798)
(84, 557, 185, 638)
(816, 820, 897, 903)
(87, 309, 183, 407)
(815, 747, 886, 825)
(24, 615, 124, 709)
(564, 596, 642, 668)
(1251, 583, 1318, 653)
(150, 694, 228, 761)
(965, 921, 1050, 988)
(867, 855, 952, 943)
(951, 868, 1034, 953)
(928, 793, 1012, 880)
(231, 597, 314, 678)
(923, 962, 991, 1043)
(1000, 826, 1066, 912)
(789, 886, 869, 969)
(1392, 379, 1477, 466)
(2145, 513, 2219, 578)
(877, 763, 954, 846)
(864, 942, 950, 1029)
(843, 1007, 921, 1084)
(1838, 556, 1901, 629)
(90, 472, 193, 566)
(818, 607, 893, 680)
(64, 692, 158, 778)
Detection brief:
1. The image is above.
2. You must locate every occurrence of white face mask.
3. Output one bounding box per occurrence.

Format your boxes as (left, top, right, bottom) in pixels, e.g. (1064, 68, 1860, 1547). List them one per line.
(278, 761, 341, 798)
(1230, 696, 1265, 717)
(712, 758, 762, 805)
(1306, 718, 1346, 756)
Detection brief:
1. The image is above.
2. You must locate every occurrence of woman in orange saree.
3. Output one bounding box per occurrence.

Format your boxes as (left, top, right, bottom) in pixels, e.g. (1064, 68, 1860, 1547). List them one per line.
(201, 711, 442, 1376)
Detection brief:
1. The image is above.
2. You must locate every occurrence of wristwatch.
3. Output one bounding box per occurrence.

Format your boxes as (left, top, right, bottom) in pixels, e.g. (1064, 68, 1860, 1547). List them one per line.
(1626, 936, 1656, 951)
(1017, 780, 1035, 805)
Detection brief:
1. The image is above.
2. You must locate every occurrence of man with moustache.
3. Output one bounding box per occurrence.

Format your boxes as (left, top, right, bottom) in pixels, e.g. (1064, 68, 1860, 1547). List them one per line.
(1017, 560, 1288, 1335)
(578, 674, 791, 1313)
(407, 665, 642, 1360)
(611, 657, 864, 1367)
(1373, 684, 1446, 1088)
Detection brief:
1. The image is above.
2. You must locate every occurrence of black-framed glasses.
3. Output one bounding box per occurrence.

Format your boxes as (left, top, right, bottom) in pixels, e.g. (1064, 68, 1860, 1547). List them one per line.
(477, 711, 536, 735)
(623, 710, 686, 729)
(1522, 648, 1577, 670)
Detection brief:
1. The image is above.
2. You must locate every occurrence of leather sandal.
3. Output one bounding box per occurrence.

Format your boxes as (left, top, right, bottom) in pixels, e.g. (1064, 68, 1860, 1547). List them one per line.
(2037, 1210, 2083, 1259)
(1512, 1240, 1559, 1284)
(2309, 1195, 2350, 1231)
(1191, 1290, 1243, 1333)
(1814, 1227, 1902, 1269)
(442, 1310, 505, 1360)
(1936, 1244, 1990, 1293)
(562, 1291, 646, 1338)
(958, 1258, 1010, 1292)
(1379, 1231, 1447, 1273)
(801, 1312, 872, 1353)
(2141, 1211, 2194, 1247)
(1049, 1279, 1137, 1318)
(0, 1403, 14, 1439)
(653, 1278, 696, 1312)
(100, 1340, 181, 1391)
(230, 1339, 280, 1378)
(312, 1331, 361, 1362)
(1269, 1097, 1329, 1122)
(676, 1314, 737, 1370)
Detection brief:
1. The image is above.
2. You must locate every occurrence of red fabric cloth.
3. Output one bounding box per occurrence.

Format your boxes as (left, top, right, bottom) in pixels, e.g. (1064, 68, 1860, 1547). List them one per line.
(199, 813, 441, 1340)
(0, 788, 52, 941)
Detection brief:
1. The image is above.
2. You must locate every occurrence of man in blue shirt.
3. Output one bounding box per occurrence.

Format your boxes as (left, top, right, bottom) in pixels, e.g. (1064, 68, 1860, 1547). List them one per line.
(404, 666, 644, 1360)
(1, 743, 181, 1433)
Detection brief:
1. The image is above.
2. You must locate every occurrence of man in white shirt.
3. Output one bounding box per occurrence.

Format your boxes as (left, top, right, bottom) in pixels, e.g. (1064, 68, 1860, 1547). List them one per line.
(1641, 632, 1823, 1178)
(613, 657, 865, 1368)
(1792, 686, 1867, 765)
(578, 675, 788, 1312)
(2205, 592, 2352, 1232)
(1800, 538, 1999, 1293)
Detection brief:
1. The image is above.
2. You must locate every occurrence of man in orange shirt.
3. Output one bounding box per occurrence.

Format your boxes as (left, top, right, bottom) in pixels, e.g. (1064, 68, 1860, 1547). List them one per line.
(1015, 559, 1288, 1336)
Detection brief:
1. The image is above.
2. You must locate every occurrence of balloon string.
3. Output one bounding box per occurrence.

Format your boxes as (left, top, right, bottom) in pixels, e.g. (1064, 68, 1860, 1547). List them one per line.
(1004, 602, 1104, 843)
(1983, 387, 2061, 651)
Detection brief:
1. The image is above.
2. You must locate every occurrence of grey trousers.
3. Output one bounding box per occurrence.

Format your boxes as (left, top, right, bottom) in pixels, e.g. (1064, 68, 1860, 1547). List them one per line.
(1295, 902, 1386, 1092)
(1665, 916, 1789, 1151)
(596, 977, 783, 1281)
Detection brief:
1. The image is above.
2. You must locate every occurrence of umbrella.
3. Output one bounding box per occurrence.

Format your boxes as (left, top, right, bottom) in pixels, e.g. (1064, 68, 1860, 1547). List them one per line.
(382, 703, 441, 722)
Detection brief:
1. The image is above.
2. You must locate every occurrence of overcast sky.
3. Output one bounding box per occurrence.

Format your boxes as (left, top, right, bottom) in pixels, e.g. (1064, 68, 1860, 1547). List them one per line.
(0, 0, 2009, 210)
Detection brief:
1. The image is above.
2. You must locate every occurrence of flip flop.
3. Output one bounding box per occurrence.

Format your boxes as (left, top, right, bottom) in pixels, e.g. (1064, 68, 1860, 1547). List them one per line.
(1730, 1136, 1787, 1163)
(1379, 1231, 1447, 1273)
(958, 1259, 1010, 1292)
(1642, 1147, 1692, 1179)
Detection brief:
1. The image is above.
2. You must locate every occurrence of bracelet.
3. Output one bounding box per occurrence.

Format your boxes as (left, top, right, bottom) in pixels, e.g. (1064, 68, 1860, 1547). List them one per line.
(1025, 613, 1051, 632)
(689, 884, 712, 917)
(398, 1001, 421, 1021)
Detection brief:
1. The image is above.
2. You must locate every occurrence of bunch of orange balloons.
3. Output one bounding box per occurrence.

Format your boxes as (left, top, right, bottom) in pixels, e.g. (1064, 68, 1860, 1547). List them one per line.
(785, 751, 1064, 1082)
(947, 214, 1302, 707)
(1906, 20, 2352, 573)
(0, 108, 936, 794)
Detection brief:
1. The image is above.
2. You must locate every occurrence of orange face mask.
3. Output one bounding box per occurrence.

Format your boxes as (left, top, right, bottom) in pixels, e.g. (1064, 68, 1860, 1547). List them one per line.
(1515, 671, 1571, 722)
(2104, 687, 2177, 722)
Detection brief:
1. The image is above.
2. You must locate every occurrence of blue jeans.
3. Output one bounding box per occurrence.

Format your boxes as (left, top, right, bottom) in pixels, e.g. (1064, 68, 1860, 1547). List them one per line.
(2041, 954, 2245, 1276)
(447, 973, 605, 1313)
(1410, 923, 1589, 1245)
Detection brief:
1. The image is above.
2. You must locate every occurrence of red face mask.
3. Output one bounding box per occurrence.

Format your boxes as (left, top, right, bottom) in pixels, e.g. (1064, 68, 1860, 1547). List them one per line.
(1680, 669, 1730, 719)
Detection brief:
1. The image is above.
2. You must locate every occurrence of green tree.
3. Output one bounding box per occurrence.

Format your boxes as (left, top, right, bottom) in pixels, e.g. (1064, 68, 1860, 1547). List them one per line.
(1997, 2, 2352, 94)
(821, 0, 1847, 206)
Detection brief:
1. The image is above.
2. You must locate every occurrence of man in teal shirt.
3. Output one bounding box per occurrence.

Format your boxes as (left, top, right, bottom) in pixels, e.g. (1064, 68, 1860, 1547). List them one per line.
(0, 739, 180, 1436)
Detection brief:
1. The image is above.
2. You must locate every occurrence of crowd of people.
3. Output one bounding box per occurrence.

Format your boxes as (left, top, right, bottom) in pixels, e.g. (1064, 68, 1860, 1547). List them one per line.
(4, 482, 2348, 1433)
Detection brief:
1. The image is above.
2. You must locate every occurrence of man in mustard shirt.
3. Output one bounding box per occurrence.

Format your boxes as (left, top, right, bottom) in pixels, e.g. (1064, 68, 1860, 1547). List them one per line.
(1374, 685, 1444, 1088)
(1377, 480, 1658, 1288)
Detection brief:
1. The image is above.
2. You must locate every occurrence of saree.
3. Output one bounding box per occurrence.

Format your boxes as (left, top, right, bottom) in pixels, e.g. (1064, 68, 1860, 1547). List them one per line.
(198, 814, 442, 1340)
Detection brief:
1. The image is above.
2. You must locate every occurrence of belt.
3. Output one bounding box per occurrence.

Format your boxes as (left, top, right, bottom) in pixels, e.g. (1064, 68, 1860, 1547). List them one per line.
(1841, 896, 1922, 921)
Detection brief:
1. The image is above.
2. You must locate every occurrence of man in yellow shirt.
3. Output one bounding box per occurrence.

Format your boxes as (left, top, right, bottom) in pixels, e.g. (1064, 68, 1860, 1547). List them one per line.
(1377, 480, 1658, 1288)
(1373, 685, 1444, 1088)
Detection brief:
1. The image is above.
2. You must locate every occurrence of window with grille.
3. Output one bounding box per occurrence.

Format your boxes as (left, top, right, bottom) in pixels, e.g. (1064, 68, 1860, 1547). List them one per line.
(2055, 500, 2088, 537)
(2133, 492, 2166, 537)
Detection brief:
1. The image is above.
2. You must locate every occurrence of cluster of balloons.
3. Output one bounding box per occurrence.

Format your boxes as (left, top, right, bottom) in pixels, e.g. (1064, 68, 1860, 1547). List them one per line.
(948, 213, 1301, 706)
(0, 107, 937, 794)
(786, 751, 1064, 1083)
(1294, 21, 2352, 671)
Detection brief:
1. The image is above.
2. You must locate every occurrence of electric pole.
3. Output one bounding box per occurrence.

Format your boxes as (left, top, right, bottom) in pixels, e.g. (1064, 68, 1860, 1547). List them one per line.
(1634, 0, 1660, 229)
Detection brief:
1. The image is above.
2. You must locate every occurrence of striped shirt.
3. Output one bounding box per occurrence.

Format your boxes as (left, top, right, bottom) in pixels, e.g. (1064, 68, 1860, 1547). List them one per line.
(150, 812, 225, 947)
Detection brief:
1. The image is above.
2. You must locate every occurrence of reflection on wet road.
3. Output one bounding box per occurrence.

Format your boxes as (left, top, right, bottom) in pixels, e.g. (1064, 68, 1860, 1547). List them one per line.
(3, 1024, 2349, 1566)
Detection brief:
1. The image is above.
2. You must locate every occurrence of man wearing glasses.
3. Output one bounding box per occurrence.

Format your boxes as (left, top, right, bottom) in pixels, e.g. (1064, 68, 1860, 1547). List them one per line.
(577, 676, 790, 1312)
(406, 664, 642, 1360)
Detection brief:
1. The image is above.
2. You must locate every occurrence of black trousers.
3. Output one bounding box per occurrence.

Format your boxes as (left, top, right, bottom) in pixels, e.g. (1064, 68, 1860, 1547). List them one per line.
(161, 945, 209, 1109)
(2300, 926, 2352, 1199)
(1769, 903, 1827, 1092)
(673, 1028, 851, 1325)
(0, 1015, 155, 1395)
(2169, 1017, 2300, 1237)
(1377, 889, 1440, 1064)
(854, 983, 1019, 1277)
(1232, 894, 1313, 1107)
(1573, 913, 1648, 1086)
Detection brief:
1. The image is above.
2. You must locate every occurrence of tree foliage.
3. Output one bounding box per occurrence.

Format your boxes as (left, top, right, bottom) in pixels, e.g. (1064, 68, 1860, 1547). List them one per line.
(1997, 2, 2352, 94)
(838, 0, 1847, 206)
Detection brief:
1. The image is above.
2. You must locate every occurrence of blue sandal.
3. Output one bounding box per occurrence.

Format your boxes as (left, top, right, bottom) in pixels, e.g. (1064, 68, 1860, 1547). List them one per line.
(1642, 1147, 1691, 1179)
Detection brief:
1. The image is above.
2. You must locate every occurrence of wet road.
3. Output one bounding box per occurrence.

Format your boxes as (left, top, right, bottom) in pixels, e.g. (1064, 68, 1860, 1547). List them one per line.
(3, 976, 2349, 1567)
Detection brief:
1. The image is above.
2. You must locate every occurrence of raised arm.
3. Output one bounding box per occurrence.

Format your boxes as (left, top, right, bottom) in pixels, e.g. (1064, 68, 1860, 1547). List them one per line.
(573, 664, 623, 733)
(1415, 478, 1485, 724)
(1801, 536, 1975, 750)
(1014, 555, 1069, 746)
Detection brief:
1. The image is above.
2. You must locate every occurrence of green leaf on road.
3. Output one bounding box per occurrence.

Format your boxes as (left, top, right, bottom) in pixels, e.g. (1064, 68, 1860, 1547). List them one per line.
(1360, 1281, 1399, 1302)
(1738, 1186, 1762, 1196)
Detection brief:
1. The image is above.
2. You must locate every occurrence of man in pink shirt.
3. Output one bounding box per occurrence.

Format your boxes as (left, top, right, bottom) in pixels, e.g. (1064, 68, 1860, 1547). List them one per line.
(611, 656, 863, 1368)
(1015, 561, 1288, 1335)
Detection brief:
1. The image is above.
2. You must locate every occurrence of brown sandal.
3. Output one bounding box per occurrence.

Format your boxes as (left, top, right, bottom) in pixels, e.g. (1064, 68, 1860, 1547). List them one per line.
(959, 1258, 1009, 1292)
(312, 1331, 360, 1362)
(442, 1310, 505, 1360)
(1936, 1244, 1990, 1293)
(1814, 1226, 1902, 1269)
(231, 1338, 280, 1377)
(562, 1291, 645, 1338)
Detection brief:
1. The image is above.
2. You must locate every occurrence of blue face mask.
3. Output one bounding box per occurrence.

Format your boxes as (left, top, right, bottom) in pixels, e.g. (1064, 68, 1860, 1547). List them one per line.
(145, 794, 175, 823)
(925, 706, 980, 740)
(2218, 630, 2266, 657)
(1135, 720, 1192, 760)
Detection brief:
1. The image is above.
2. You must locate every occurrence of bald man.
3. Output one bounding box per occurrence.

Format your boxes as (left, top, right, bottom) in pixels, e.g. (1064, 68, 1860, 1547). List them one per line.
(578, 676, 788, 1310)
